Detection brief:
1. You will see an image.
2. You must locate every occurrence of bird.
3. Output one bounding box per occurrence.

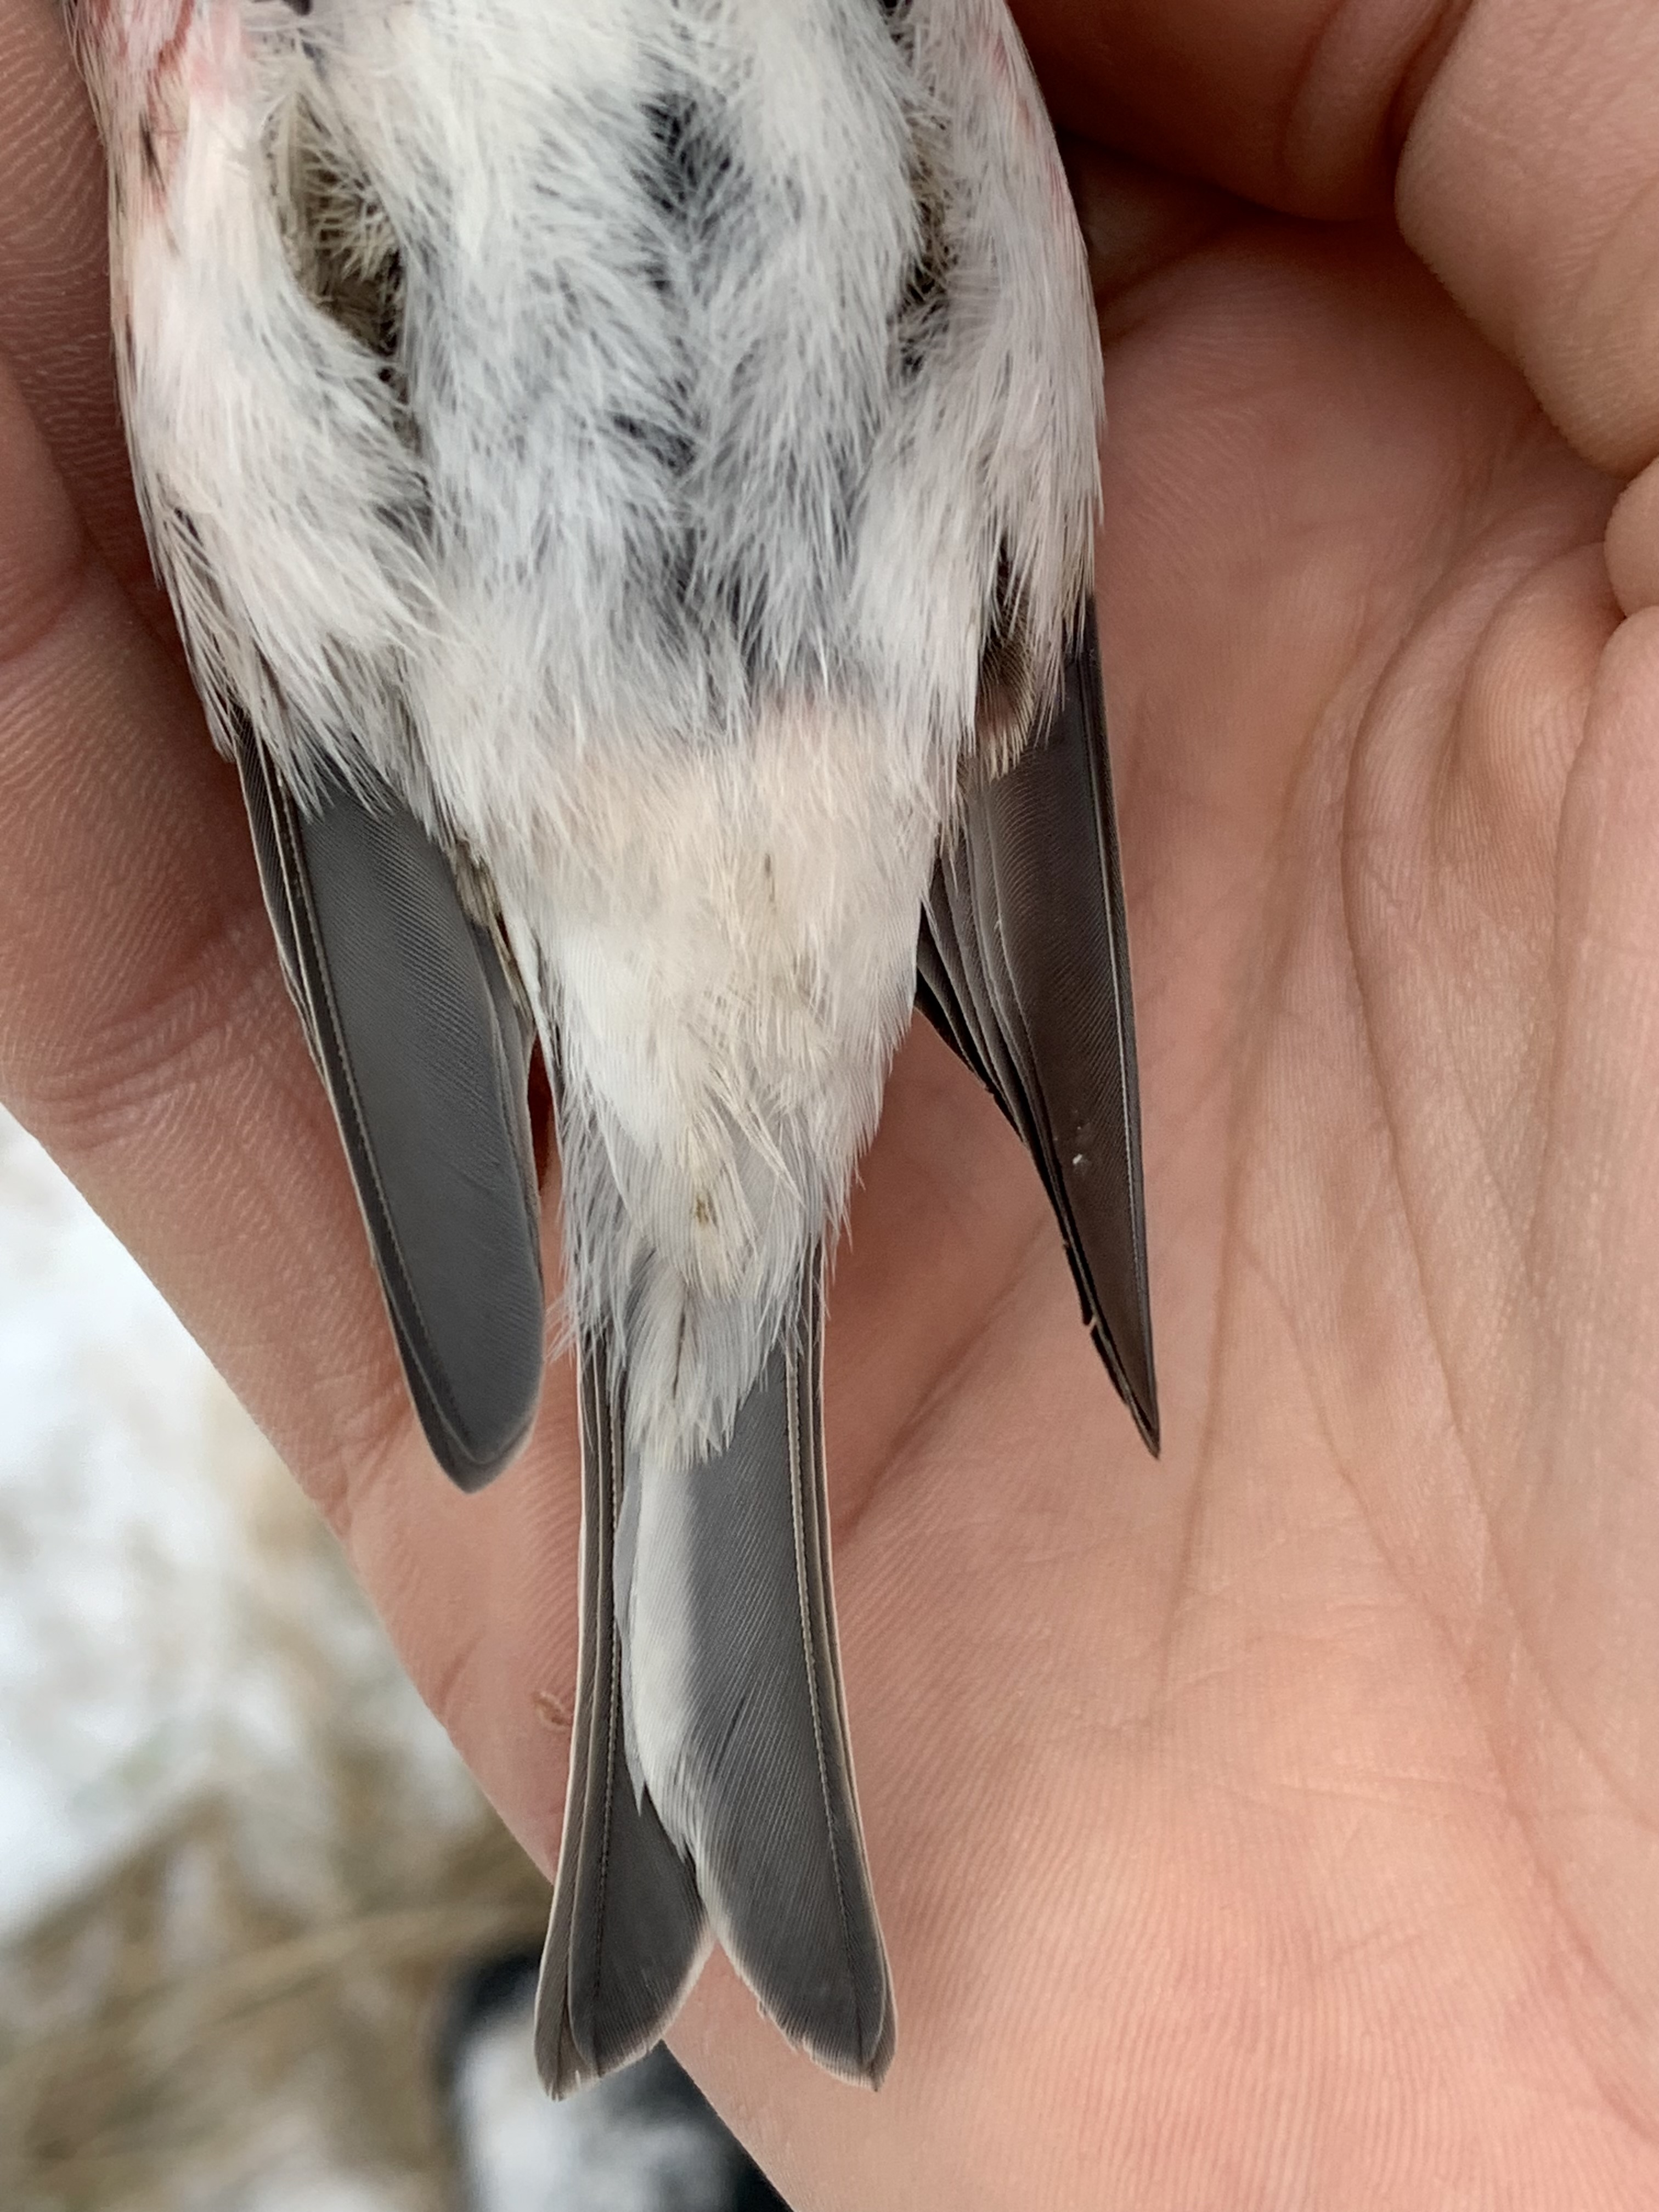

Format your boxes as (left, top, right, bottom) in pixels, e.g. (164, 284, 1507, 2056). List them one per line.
(69, 0, 1158, 2094)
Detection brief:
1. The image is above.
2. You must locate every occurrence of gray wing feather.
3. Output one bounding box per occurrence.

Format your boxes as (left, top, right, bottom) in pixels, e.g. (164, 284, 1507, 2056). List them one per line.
(231, 718, 546, 1489)
(535, 1255, 893, 2094)
(920, 601, 1159, 1452)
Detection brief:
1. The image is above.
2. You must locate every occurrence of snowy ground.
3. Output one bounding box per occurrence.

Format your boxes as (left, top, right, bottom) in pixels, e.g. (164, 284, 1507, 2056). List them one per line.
(0, 1108, 782, 2211)
(0, 1108, 484, 1929)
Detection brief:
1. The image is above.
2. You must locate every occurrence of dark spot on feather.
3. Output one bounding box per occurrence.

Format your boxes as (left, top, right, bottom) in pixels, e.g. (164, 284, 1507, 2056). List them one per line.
(610, 410, 695, 480)
(975, 546, 1041, 769)
(895, 149, 950, 383)
(138, 112, 160, 188)
(876, 0, 917, 51)
(641, 88, 732, 226)
(876, 0, 950, 384)
(630, 76, 868, 690)
(272, 97, 406, 387)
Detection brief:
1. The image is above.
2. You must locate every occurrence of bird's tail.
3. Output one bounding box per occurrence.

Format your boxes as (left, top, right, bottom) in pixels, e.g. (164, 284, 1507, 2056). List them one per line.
(534, 1252, 893, 2094)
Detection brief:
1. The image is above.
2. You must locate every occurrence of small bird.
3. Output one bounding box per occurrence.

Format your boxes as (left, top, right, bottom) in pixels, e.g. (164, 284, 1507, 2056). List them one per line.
(70, 0, 1157, 2091)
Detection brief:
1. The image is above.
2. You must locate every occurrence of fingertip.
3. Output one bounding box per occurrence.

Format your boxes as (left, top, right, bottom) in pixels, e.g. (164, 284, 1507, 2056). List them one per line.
(1606, 463, 1659, 622)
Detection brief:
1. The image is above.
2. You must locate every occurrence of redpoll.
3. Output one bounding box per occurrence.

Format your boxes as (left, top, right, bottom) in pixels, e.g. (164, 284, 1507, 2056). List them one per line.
(69, 0, 1157, 2092)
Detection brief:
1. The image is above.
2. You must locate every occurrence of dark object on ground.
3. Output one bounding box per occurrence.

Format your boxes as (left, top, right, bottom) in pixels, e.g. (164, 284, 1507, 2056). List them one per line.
(438, 1947, 791, 2211)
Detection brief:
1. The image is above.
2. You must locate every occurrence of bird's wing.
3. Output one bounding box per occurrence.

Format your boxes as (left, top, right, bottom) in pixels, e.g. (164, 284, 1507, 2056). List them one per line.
(536, 1254, 894, 2095)
(917, 599, 1159, 1452)
(231, 716, 546, 1488)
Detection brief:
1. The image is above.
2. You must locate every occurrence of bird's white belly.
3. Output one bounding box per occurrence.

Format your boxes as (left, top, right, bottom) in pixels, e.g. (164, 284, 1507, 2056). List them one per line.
(486, 701, 940, 1466)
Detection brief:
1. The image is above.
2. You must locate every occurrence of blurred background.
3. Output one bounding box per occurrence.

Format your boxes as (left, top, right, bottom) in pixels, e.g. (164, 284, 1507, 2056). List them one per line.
(0, 1106, 788, 2211)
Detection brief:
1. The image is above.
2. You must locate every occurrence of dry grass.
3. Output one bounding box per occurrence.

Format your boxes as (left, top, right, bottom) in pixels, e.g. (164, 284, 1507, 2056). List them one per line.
(0, 1432, 552, 2212)
(0, 1804, 550, 2212)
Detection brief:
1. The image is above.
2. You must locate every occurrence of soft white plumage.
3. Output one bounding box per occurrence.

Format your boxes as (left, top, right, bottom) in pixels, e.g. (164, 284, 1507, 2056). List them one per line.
(79, 0, 1100, 1464)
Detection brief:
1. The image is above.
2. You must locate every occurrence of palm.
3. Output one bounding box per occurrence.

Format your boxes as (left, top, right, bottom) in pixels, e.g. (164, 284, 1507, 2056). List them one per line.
(4, 0, 1659, 2204)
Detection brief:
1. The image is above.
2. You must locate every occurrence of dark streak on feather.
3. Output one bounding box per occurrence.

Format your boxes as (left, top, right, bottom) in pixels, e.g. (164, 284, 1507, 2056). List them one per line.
(641, 88, 733, 226)
(270, 95, 408, 394)
(895, 140, 950, 385)
(974, 545, 1041, 771)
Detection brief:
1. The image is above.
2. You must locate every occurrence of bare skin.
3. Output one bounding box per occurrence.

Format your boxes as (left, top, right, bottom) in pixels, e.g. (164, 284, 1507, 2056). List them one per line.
(5, 0, 1659, 2202)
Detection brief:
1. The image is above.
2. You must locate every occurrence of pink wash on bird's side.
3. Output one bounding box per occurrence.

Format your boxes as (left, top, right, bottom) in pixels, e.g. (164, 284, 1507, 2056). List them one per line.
(72, 0, 251, 172)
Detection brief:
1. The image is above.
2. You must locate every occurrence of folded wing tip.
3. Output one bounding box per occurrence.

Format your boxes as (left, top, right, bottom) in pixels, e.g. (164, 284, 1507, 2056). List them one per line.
(1128, 1381, 1161, 1460)
(394, 1305, 545, 1492)
(1089, 1317, 1160, 1459)
(861, 1997, 898, 2090)
(426, 1405, 539, 1492)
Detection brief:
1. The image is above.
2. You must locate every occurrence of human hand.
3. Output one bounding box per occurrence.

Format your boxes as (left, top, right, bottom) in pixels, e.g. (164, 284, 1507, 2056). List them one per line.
(5, 1, 1659, 2203)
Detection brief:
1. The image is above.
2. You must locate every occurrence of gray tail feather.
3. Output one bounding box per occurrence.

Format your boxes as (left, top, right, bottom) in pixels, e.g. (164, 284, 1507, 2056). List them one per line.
(534, 1330, 708, 2095)
(534, 1256, 894, 2095)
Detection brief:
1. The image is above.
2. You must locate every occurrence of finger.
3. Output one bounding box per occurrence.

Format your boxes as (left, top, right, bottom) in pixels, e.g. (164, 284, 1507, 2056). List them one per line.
(1014, 0, 1465, 217)
(0, 0, 154, 591)
(1398, 1, 1659, 483)
(1020, 2, 1659, 503)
